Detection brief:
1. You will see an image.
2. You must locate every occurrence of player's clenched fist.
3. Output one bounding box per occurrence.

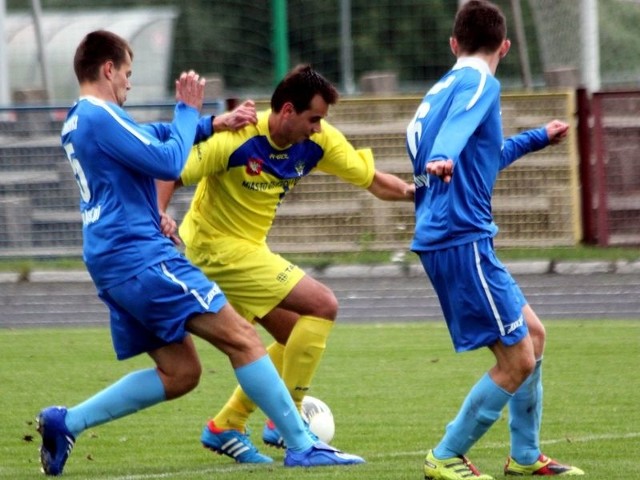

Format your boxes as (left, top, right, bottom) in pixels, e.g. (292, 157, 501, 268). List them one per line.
(545, 120, 569, 145)
(426, 159, 454, 183)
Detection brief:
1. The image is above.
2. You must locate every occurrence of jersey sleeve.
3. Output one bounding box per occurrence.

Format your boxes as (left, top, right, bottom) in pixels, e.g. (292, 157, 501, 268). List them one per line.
(140, 115, 213, 145)
(428, 73, 499, 164)
(499, 126, 549, 170)
(180, 129, 234, 186)
(91, 101, 200, 180)
(315, 121, 376, 188)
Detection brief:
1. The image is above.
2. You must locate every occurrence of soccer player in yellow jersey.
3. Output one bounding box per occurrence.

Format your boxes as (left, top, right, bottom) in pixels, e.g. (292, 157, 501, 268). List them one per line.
(157, 64, 414, 463)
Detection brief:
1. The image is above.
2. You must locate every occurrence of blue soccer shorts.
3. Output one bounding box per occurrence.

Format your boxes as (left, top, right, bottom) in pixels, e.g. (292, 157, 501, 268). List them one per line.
(98, 256, 228, 360)
(417, 237, 528, 352)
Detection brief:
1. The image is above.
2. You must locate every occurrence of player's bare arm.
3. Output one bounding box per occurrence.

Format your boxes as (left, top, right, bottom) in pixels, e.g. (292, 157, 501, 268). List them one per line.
(157, 178, 183, 213)
(156, 179, 184, 245)
(366, 170, 415, 201)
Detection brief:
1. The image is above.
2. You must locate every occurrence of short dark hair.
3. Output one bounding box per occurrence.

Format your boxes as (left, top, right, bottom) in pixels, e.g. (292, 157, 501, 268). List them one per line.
(73, 30, 133, 83)
(270, 64, 339, 113)
(453, 0, 506, 55)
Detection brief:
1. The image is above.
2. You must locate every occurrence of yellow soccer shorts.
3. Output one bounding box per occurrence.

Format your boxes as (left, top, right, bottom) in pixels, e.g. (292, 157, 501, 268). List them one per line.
(185, 239, 305, 321)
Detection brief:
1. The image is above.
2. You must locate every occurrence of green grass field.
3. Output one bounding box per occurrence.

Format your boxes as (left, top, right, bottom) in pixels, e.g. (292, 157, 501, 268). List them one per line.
(1, 321, 638, 479)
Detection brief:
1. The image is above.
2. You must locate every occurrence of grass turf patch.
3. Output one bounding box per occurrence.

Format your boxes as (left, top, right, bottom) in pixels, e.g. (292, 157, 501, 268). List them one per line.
(1, 320, 638, 479)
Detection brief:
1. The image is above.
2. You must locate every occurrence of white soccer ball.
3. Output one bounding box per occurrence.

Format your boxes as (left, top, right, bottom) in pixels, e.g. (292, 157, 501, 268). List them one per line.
(301, 395, 335, 444)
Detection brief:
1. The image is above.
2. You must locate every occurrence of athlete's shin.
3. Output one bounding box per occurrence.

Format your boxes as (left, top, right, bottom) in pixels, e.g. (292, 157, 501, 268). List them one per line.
(434, 373, 512, 459)
(282, 316, 334, 409)
(65, 369, 166, 437)
(235, 355, 313, 452)
(212, 342, 284, 431)
(508, 358, 543, 465)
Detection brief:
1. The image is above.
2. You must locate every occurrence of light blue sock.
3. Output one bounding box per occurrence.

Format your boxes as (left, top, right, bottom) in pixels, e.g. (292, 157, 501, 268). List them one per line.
(434, 373, 512, 459)
(235, 355, 313, 453)
(509, 359, 543, 465)
(65, 369, 166, 438)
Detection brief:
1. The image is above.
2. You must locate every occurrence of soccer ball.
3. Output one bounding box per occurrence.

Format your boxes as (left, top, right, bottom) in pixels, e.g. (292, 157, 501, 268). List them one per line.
(301, 395, 335, 443)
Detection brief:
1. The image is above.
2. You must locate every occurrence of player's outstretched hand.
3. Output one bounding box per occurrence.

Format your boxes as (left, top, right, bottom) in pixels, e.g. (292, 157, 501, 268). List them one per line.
(426, 159, 454, 183)
(213, 100, 258, 132)
(546, 119, 569, 145)
(175, 70, 206, 112)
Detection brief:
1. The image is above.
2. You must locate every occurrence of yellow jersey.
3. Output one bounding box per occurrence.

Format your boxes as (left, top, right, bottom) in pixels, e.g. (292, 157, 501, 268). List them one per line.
(179, 110, 375, 249)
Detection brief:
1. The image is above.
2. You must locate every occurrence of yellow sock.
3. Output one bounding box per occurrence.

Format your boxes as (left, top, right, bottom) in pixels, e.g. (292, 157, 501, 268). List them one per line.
(212, 342, 285, 431)
(282, 315, 334, 411)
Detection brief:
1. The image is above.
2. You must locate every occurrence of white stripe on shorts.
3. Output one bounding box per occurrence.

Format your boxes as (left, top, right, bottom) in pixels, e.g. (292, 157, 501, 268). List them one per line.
(472, 241, 506, 336)
(160, 262, 210, 310)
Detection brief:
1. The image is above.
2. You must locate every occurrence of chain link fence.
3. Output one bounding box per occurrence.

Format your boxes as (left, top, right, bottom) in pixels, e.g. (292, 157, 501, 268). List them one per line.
(587, 91, 640, 246)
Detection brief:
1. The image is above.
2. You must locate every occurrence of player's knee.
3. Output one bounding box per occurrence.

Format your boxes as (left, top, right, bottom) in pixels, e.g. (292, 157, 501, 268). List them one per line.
(228, 339, 268, 368)
(501, 353, 536, 388)
(527, 319, 546, 357)
(229, 322, 268, 356)
(237, 318, 263, 344)
(516, 355, 536, 383)
(529, 321, 546, 345)
(313, 289, 338, 319)
(165, 362, 202, 399)
(524, 305, 546, 350)
(180, 369, 201, 395)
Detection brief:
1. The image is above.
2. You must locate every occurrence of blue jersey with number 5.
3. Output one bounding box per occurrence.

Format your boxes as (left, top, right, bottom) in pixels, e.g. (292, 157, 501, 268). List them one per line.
(406, 57, 549, 251)
(60, 96, 211, 289)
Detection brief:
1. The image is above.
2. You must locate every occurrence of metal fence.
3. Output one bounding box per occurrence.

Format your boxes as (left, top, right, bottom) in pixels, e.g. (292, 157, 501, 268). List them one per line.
(0, 103, 208, 258)
(0, 91, 587, 260)
(587, 91, 640, 246)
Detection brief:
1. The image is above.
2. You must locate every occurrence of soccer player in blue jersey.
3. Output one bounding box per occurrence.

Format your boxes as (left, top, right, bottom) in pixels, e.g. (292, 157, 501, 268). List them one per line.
(157, 64, 415, 463)
(36, 30, 364, 476)
(406, 2, 583, 479)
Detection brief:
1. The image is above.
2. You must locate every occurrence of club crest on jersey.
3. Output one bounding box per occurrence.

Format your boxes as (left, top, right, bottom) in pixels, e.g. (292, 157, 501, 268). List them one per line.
(295, 160, 306, 176)
(246, 157, 264, 176)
